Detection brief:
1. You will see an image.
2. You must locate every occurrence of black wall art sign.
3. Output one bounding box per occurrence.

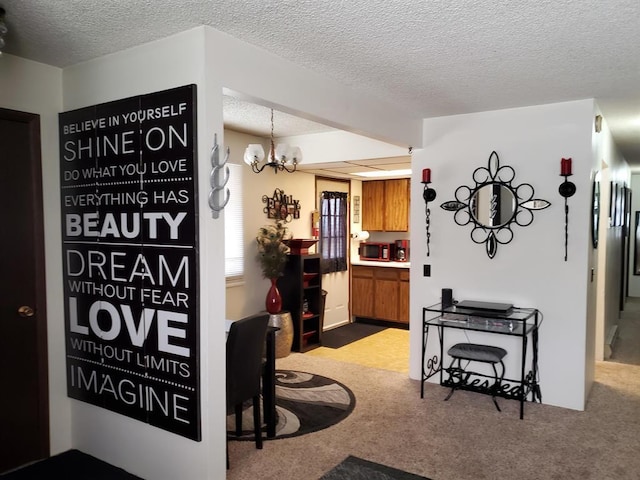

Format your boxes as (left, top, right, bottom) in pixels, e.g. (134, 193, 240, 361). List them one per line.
(59, 85, 200, 441)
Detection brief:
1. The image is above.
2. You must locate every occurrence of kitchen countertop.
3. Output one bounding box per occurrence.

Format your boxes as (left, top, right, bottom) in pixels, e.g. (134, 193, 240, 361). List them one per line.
(351, 259, 410, 268)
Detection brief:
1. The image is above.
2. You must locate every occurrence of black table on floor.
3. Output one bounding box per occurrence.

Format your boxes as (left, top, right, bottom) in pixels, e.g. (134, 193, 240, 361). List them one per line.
(421, 303, 542, 419)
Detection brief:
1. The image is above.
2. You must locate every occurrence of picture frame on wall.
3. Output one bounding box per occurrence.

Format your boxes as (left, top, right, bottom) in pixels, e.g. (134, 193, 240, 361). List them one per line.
(609, 181, 615, 227)
(616, 183, 622, 226)
(618, 185, 626, 228)
(625, 187, 632, 234)
(58, 85, 202, 441)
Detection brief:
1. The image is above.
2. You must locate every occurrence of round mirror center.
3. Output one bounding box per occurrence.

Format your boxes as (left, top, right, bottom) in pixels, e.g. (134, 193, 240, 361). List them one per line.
(470, 183, 516, 228)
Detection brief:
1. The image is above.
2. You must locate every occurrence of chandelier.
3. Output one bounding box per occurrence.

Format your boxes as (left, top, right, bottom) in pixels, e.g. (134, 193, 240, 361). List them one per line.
(244, 109, 302, 174)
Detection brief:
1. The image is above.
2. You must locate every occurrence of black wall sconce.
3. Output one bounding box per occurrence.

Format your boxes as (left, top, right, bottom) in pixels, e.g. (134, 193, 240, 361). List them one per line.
(558, 158, 576, 261)
(422, 168, 437, 256)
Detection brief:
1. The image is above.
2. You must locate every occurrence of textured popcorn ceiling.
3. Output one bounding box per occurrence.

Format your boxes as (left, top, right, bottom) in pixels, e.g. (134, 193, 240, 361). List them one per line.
(3, 0, 640, 164)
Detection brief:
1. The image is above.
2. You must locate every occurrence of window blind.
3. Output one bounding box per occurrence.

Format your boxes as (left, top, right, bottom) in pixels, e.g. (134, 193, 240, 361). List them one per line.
(225, 163, 244, 279)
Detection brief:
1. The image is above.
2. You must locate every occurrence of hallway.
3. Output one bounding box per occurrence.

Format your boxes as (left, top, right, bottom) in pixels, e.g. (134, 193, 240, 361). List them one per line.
(612, 297, 640, 365)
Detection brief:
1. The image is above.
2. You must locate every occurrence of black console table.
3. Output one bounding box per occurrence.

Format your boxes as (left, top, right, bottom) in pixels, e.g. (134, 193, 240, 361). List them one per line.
(421, 302, 542, 419)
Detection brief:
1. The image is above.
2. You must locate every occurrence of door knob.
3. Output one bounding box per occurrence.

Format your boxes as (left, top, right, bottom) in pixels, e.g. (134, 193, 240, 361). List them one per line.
(18, 305, 35, 317)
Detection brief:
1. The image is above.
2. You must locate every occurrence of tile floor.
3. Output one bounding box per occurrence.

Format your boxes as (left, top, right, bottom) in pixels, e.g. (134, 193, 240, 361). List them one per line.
(306, 327, 410, 373)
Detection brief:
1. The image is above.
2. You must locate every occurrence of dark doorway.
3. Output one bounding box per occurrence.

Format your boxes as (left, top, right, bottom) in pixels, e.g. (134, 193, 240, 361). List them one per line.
(0, 108, 49, 472)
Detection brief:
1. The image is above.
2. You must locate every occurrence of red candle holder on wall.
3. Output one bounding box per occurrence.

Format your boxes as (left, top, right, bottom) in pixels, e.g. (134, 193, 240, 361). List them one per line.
(422, 168, 437, 257)
(558, 158, 576, 262)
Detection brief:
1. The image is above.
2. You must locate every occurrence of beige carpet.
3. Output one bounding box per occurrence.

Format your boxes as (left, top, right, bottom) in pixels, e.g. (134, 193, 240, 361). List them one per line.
(227, 313, 640, 480)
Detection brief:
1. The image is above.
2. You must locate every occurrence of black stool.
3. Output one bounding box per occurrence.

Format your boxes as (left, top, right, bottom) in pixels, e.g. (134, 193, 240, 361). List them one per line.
(444, 342, 507, 411)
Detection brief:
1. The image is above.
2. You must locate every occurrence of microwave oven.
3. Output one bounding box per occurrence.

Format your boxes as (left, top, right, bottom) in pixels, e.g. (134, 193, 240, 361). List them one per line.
(359, 242, 395, 261)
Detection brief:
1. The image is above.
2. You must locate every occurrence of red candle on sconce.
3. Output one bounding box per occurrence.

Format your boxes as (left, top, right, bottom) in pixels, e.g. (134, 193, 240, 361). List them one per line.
(422, 168, 431, 183)
(561, 158, 572, 176)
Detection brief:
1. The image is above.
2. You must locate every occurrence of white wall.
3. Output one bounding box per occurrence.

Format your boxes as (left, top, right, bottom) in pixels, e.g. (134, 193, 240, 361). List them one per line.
(0, 54, 71, 453)
(410, 100, 596, 410)
(62, 29, 221, 480)
(281, 130, 409, 164)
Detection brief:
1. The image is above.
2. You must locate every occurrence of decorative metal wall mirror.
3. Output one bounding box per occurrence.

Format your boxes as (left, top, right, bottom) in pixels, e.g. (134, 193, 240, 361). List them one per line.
(440, 151, 551, 259)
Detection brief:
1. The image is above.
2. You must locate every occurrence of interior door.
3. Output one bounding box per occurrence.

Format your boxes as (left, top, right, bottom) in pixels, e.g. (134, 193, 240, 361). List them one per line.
(316, 178, 350, 330)
(0, 109, 49, 472)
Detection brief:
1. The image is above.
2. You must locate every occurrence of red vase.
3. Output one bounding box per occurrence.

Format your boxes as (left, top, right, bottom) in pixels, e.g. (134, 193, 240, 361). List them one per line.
(266, 278, 282, 314)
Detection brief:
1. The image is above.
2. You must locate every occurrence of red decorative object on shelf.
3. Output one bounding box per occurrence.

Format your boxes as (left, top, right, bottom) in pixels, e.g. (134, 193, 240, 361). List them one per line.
(303, 272, 318, 287)
(266, 278, 282, 314)
(284, 238, 318, 255)
(302, 330, 317, 347)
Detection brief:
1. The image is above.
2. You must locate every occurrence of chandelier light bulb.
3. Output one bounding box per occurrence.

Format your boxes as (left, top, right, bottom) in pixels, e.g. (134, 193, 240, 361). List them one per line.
(289, 146, 303, 164)
(274, 143, 290, 163)
(244, 144, 265, 166)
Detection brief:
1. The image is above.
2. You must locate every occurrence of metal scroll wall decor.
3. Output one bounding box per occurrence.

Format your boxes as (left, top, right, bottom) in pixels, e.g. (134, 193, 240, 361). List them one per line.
(558, 158, 576, 261)
(262, 188, 301, 223)
(440, 151, 551, 259)
(209, 133, 230, 219)
(421, 168, 437, 256)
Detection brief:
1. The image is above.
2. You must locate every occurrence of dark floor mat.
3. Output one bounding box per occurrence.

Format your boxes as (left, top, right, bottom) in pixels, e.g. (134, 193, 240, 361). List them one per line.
(1, 450, 143, 479)
(321, 323, 387, 349)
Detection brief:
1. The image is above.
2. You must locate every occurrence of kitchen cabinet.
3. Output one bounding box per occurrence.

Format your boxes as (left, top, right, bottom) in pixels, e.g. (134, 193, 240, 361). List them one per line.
(351, 265, 409, 324)
(362, 178, 410, 232)
(398, 269, 410, 322)
(279, 254, 323, 352)
(362, 180, 385, 230)
(351, 266, 375, 318)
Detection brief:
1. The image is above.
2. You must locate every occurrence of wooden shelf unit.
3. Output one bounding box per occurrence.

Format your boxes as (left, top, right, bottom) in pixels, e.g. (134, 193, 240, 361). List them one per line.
(279, 254, 323, 352)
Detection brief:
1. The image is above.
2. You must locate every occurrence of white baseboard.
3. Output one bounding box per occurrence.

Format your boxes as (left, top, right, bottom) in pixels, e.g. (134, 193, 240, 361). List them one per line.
(323, 319, 350, 332)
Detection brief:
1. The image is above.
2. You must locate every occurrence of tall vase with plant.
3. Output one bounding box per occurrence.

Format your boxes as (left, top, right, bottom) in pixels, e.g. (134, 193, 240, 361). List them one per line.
(256, 222, 290, 313)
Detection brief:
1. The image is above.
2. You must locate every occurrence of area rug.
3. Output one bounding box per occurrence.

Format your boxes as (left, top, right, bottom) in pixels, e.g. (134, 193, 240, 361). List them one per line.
(320, 455, 431, 480)
(0, 449, 143, 479)
(227, 370, 355, 440)
(321, 322, 387, 349)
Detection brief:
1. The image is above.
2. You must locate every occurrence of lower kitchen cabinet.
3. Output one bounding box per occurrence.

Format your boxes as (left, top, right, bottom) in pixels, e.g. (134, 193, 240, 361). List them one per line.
(351, 265, 409, 324)
(351, 267, 374, 318)
(398, 269, 410, 321)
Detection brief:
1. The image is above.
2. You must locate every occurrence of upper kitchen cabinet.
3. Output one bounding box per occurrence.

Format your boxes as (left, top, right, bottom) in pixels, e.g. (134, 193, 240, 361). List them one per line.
(362, 178, 410, 231)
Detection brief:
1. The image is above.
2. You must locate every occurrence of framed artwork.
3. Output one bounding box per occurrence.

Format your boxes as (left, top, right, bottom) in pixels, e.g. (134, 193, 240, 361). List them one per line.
(609, 181, 614, 226)
(618, 185, 626, 228)
(59, 85, 201, 441)
(611, 182, 618, 227)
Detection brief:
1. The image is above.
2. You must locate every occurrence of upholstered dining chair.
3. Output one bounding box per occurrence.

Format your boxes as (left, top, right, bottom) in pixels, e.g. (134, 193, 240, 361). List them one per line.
(226, 312, 270, 455)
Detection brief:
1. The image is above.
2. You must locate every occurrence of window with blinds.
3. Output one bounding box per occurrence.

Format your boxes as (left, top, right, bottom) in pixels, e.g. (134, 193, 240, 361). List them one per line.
(225, 163, 244, 281)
